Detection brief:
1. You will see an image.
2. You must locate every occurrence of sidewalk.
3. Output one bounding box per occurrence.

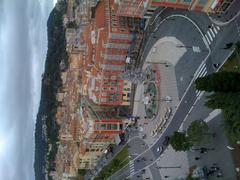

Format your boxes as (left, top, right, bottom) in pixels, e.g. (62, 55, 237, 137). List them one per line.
(155, 146, 189, 179)
(132, 37, 183, 146)
(181, 97, 237, 180)
(208, 0, 240, 25)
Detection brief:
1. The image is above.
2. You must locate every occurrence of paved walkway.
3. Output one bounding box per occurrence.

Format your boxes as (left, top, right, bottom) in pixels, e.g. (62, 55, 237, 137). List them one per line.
(156, 146, 189, 179)
(132, 37, 184, 146)
(182, 96, 237, 180)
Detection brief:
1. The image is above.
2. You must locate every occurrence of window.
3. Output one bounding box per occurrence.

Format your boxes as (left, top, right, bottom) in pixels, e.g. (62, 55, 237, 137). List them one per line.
(101, 124, 106, 129)
(112, 124, 117, 129)
(183, 0, 192, 3)
(107, 124, 111, 129)
(198, 0, 207, 6)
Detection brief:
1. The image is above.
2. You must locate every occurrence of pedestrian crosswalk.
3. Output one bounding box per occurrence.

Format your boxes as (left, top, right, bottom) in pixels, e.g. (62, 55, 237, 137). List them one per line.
(194, 63, 207, 97)
(204, 24, 221, 45)
(129, 160, 135, 176)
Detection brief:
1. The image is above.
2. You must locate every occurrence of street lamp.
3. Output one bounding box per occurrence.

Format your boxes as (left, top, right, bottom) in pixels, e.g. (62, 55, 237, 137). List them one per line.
(146, 61, 169, 65)
(156, 166, 181, 169)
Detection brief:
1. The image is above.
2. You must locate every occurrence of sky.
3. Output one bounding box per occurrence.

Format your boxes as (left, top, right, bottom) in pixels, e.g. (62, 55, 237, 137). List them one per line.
(0, 0, 57, 179)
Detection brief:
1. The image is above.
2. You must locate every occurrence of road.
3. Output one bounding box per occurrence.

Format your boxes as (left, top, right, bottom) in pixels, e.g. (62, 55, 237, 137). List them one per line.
(109, 7, 240, 180)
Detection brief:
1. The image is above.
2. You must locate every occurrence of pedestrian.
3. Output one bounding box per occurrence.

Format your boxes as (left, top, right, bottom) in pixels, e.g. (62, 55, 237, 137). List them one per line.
(200, 147, 207, 154)
(195, 157, 200, 160)
(217, 170, 223, 177)
(207, 170, 215, 176)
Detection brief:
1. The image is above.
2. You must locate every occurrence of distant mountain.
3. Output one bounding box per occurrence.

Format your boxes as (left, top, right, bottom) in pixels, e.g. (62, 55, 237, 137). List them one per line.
(34, 1, 67, 180)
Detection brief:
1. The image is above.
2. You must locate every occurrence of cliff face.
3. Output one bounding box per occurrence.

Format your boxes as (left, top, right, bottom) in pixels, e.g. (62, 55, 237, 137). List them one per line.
(34, 1, 67, 180)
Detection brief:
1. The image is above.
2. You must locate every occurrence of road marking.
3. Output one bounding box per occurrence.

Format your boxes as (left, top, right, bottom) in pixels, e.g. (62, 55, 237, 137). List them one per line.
(204, 109, 222, 123)
(109, 14, 212, 180)
(207, 31, 213, 41)
(129, 160, 135, 175)
(212, 24, 218, 34)
(204, 35, 211, 45)
(192, 46, 201, 53)
(198, 68, 207, 78)
(194, 63, 206, 79)
(196, 90, 203, 97)
(195, 64, 207, 97)
(209, 28, 215, 38)
(123, 49, 235, 180)
(216, 25, 220, 31)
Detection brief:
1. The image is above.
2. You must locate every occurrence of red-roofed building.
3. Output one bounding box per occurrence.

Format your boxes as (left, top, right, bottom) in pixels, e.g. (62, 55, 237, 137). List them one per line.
(82, 0, 132, 106)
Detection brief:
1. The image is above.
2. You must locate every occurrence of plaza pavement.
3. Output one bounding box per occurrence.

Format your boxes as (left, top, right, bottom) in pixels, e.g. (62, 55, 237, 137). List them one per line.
(182, 96, 237, 180)
(133, 36, 182, 147)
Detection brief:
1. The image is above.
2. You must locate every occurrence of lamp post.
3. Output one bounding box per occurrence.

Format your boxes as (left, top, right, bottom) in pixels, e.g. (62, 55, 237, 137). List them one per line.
(156, 166, 181, 169)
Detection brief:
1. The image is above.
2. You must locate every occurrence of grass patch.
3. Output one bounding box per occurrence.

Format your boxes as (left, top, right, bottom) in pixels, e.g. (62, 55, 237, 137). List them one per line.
(94, 146, 129, 180)
(220, 51, 240, 72)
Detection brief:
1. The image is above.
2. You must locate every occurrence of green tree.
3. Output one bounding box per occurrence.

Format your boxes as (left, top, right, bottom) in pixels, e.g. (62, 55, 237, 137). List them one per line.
(77, 169, 86, 176)
(205, 92, 240, 109)
(223, 108, 240, 143)
(195, 71, 240, 92)
(170, 131, 192, 151)
(187, 120, 210, 146)
(112, 159, 120, 167)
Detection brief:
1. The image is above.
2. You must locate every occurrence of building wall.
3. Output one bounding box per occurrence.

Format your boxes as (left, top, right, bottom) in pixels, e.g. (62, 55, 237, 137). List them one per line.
(122, 80, 132, 105)
(85, 0, 133, 106)
(151, 0, 219, 13)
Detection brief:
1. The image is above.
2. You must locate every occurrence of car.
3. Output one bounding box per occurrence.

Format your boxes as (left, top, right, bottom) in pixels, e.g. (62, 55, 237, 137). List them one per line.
(162, 136, 170, 146)
(156, 146, 163, 153)
(212, 63, 220, 69)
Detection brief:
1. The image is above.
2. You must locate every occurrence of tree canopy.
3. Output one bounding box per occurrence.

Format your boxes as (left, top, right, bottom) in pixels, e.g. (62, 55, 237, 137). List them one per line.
(187, 120, 210, 146)
(195, 71, 240, 92)
(169, 131, 192, 151)
(205, 92, 240, 109)
(195, 71, 240, 144)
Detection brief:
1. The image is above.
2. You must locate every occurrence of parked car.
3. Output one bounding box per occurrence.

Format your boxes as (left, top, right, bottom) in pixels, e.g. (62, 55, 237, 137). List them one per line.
(156, 146, 163, 153)
(163, 136, 170, 146)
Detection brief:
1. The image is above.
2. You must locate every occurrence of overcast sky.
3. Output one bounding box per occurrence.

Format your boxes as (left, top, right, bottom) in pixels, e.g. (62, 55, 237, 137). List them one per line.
(0, 0, 56, 179)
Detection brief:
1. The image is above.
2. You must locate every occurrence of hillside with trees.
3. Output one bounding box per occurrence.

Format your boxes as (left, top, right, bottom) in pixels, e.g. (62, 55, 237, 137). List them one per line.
(34, 1, 68, 180)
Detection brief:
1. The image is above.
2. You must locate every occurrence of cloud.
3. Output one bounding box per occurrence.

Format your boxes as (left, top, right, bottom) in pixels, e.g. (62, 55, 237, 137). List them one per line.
(0, 0, 54, 179)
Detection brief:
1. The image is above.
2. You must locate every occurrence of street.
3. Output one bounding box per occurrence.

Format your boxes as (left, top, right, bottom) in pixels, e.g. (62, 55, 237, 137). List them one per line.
(109, 6, 240, 180)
